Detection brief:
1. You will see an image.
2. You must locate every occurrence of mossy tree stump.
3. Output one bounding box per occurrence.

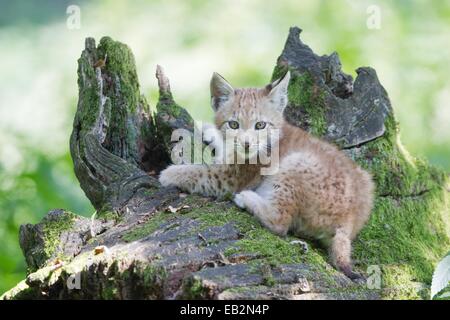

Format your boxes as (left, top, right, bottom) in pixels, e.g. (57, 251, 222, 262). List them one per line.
(3, 27, 449, 300)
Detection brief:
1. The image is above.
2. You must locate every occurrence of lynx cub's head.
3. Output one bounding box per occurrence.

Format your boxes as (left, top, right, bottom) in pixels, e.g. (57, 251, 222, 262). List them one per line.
(210, 71, 290, 162)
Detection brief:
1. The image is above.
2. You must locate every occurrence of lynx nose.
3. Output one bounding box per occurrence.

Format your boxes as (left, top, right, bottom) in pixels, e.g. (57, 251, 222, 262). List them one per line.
(238, 134, 251, 150)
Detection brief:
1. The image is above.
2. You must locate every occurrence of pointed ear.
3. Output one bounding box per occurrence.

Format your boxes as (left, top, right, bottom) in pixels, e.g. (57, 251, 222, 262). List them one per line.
(210, 72, 234, 111)
(266, 70, 290, 111)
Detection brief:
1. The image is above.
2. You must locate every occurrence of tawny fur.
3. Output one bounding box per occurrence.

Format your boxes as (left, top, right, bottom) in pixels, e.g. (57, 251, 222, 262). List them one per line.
(159, 71, 374, 280)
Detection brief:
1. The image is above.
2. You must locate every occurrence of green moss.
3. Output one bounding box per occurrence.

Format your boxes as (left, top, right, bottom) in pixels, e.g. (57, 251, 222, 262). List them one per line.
(272, 65, 327, 137)
(23, 253, 169, 299)
(154, 93, 195, 162)
(157, 93, 180, 117)
(121, 195, 335, 284)
(355, 187, 449, 285)
(197, 205, 330, 276)
(73, 36, 151, 211)
(121, 196, 246, 242)
(76, 53, 100, 131)
(182, 277, 211, 299)
(41, 211, 76, 260)
(97, 209, 122, 222)
(74, 36, 153, 174)
(188, 202, 336, 282)
(381, 265, 428, 300)
(122, 212, 173, 242)
(350, 114, 447, 197)
(97, 36, 140, 114)
(101, 285, 119, 300)
(327, 284, 381, 299)
(191, 205, 254, 231)
(122, 198, 326, 269)
(0, 280, 36, 300)
(224, 228, 302, 265)
(117, 263, 167, 299)
(142, 265, 167, 287)
(259, 264, 276, 286)
(348, 113, 450, 288)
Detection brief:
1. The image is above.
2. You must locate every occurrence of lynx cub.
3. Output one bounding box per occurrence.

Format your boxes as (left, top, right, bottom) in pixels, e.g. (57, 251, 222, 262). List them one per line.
(159, 71, 374, 280)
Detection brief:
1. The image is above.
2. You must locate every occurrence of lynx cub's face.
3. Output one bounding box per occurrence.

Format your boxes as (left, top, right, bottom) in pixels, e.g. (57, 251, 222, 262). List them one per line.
(210, 71, 290, 162)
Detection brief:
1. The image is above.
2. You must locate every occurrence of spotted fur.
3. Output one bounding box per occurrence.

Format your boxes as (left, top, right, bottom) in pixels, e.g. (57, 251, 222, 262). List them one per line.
(159, 71, 374, 280)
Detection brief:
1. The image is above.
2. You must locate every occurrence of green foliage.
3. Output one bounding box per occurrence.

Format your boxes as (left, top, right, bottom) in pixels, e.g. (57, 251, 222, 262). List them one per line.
(0, 150, 93, 294)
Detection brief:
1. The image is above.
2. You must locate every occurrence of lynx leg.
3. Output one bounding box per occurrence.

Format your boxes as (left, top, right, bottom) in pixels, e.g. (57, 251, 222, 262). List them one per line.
(159, 164, 203, 191)
(330, 227, 363, 282)
(159, 164, 234, 198)
(234, 190, 291, 236)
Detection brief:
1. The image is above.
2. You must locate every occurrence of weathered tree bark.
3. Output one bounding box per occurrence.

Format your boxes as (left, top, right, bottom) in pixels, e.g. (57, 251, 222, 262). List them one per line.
(3, 27, 449, 300)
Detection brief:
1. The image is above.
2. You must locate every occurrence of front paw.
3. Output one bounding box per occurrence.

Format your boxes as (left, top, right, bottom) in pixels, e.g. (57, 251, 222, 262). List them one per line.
(234, 190, 256, 210)
(159, 165, 182, 188)
(233, 193, 246, 209)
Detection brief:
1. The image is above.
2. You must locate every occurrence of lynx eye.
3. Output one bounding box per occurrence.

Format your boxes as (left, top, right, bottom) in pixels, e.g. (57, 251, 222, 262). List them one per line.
(255, 121, 267, 130)
(228, 121, 239, 129)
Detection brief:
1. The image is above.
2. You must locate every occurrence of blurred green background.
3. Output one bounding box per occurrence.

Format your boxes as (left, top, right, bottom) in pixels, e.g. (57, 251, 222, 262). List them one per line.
(0, 0, 449, 294)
